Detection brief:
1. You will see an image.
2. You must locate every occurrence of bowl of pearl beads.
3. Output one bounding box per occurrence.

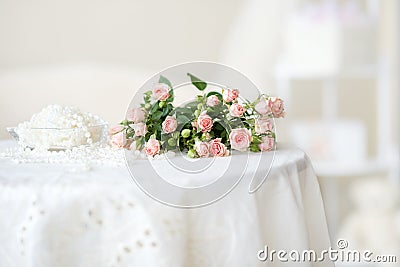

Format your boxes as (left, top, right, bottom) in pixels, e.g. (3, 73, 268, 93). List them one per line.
(7, 105, 109, 150)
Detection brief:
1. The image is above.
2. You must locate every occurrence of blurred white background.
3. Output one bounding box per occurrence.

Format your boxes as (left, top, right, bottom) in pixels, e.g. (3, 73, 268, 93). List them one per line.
(0, 0, 399, 265)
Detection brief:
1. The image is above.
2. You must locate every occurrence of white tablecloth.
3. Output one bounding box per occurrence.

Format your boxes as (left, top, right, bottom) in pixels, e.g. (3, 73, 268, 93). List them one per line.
(0, 141, 333, 267)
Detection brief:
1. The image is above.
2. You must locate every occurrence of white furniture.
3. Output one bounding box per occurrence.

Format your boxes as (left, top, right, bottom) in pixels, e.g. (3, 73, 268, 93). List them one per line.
(0, 141, 333, 267)
(272, 1, 399, 240)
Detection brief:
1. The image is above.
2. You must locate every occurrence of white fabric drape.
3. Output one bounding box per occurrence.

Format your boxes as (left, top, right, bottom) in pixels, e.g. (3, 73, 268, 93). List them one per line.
(0, 141, 333, 266)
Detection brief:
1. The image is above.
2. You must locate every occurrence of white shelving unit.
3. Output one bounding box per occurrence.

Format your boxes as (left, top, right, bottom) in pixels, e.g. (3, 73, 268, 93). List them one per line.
(273, 0, 398, 243)
(275, 62, 395, 175)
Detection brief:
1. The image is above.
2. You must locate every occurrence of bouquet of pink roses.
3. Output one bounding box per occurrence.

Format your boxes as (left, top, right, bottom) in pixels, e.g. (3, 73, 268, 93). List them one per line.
(110, 73, 285, 158)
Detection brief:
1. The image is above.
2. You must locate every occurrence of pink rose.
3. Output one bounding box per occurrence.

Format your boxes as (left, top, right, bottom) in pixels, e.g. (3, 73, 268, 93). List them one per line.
(254, 98, 270, 115)
(195, 141, 210, 157)
(255, 118, 273, 134)
(229, 128, 252, 151)
(126, 107, 146, 123)
(206, 95, 220, 107)
(222, 88, 239, 102)
(132, 122, 147, 137)
(110, 132, 125, 148)
(209, 138, 229, 157)
(162, 116, 178, 134)
(197, 112, 213, 132)
(109, 125, 124, 135)
(145, 138, 160, 156)
(258, 136, 275, 151)
(229, 103, 246, 117)
(152, 83, 171, 101)
(268, 97, 285, 118)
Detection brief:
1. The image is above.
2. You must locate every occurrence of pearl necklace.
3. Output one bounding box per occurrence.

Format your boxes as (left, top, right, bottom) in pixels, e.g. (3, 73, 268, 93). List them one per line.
(0, 145, 125, 166)
(0, 146, 178, 166)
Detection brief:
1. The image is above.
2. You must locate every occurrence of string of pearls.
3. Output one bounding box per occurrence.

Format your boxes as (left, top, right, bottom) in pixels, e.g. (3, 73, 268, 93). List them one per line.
(0, 146, 177, 166)
(0, 145, 125, 166)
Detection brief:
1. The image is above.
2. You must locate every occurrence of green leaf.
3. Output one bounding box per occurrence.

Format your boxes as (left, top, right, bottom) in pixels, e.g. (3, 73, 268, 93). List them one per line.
(174, 107, 193, 117)
(187, 73, 207, 91)
(166, 89, 174, 102)
(183, 101, 198, 110)
(159, 75, 172, 88)
(154, 124, 162, 132)
(145, 132, 152, 141)
(162, 105, 171, 117)
(250, 144, 260, 152)
(214, 122, 224, 131)
(251, 138, 261, 145)
(152, 110, 163, 121)
(176, 115, 190, 125)
(151, 102, 159, 114)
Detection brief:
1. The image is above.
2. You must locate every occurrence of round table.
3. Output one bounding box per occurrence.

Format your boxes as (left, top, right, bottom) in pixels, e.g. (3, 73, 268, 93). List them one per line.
(0, 140, 333, 267)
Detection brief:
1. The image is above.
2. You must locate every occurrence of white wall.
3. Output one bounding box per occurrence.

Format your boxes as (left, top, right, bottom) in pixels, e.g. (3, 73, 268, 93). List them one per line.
(0, 0, 244, 138)
(0, 0, 243, 69)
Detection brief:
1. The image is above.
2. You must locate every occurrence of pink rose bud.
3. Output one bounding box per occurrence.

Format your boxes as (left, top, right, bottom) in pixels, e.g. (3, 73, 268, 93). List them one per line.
(145, 138, 160, 156)
(255, 118, 273, 134)
(132, 122, 147, 137)
(162, 116, 178, 134)
(222, 88, 239, 103)
(229, 128, 252, 151)
(209, 138, 228, 157)
(197, 111, 213, 133)
(195, 141, 210, 157)
(126, 107, 146, 123)
(254, 98, 270, 115)
(110, 131, 125, 148)
(152, 83, 171, 101)
(268, 97, 285, 118)
(229, 103, 246, 117)
(258, 136, 275, 151)
(206, 95, 220, 107)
